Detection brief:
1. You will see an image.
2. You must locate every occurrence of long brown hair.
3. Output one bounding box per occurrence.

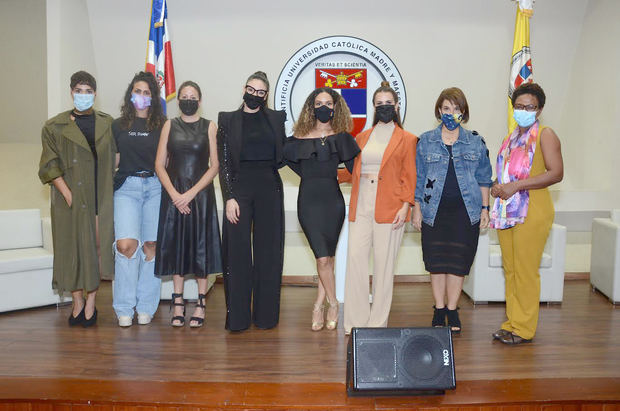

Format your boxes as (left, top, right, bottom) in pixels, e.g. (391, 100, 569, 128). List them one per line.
(119, 71, 166, 131)
(372, 81, 403, 128)
(292, 87, 353, 136)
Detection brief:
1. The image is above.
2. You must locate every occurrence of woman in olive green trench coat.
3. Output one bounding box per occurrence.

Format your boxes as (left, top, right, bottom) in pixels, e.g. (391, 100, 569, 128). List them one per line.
(38, 72, 116, 327)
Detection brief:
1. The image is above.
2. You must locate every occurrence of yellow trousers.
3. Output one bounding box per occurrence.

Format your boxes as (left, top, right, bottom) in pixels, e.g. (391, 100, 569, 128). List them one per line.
(497, 191, 553, 340)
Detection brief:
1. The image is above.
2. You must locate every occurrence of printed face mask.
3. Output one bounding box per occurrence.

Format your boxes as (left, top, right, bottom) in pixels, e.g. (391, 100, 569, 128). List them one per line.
(314, 105, 334, 123)
(73, 93, 95, 112)
(131, 93, 152, 110)
(441, 112, 462, 131)
(179, 99, 199, 116)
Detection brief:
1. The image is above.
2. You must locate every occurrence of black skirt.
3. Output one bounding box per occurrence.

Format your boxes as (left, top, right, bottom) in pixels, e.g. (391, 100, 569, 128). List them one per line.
(421, 146, 479, 275)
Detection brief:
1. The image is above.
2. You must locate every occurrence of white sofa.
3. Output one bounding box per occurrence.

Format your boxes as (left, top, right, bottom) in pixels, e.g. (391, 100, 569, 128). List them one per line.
(590, 210, 620, 304)
(463, 223, 567, 304)
(0, 209, 66, 312)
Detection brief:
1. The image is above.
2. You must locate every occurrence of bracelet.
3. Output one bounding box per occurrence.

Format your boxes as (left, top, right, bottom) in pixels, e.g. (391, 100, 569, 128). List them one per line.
(482, 205, 490, 211)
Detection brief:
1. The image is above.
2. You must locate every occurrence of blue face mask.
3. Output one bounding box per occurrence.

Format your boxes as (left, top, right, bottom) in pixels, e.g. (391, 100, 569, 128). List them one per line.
(73, 93, 95, 111)
(441, 113, 462, 131)
(513, 109, 537, 128)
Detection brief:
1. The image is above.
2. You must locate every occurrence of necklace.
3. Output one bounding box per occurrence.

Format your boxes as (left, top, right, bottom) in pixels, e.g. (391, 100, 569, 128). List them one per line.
(320, 135, 327, 146)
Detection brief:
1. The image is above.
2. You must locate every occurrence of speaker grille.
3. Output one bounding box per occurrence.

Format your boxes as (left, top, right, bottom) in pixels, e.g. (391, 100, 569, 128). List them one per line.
(400, 335, 445, 381)
(356, 341, 397, 383)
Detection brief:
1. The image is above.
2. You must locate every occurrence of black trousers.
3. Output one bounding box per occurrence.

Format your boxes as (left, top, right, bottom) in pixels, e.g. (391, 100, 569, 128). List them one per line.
(222, 162, 284, 331)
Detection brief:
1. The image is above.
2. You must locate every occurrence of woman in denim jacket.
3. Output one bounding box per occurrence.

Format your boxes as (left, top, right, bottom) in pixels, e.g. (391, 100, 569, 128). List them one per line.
(412, 87, 492, 332)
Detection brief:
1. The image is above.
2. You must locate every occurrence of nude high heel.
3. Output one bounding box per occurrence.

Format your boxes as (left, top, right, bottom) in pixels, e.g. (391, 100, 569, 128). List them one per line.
(311, 303, 325, 331)
(325, 299, 339, 330)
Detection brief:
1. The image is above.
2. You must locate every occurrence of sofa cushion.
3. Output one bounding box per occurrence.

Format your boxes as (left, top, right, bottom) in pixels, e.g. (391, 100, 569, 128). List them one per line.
(0, 209, 43, 250)
(0, 247, 53, 274)
(489, 245, 552, 268)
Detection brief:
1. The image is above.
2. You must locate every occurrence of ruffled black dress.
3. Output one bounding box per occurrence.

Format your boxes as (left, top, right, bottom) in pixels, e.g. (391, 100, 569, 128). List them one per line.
(284, 133, 360, 258)
(155, 118, 222, 277)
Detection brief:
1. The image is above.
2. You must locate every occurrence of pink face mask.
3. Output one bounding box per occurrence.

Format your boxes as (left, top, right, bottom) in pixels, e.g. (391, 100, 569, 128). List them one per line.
(131, 93, 152, 110)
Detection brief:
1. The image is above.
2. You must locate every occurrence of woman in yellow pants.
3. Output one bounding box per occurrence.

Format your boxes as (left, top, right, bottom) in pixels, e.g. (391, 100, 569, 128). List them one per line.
(490, 83, 563, 345)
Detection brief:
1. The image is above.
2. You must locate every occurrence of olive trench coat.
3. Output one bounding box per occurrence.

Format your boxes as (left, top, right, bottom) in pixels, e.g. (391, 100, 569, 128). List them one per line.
(38, 110, 116, 293)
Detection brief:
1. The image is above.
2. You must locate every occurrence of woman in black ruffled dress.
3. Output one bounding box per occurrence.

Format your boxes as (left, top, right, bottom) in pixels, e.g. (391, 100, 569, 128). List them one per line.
(284, 87, 360, 331)
(154, 81, 222, 328)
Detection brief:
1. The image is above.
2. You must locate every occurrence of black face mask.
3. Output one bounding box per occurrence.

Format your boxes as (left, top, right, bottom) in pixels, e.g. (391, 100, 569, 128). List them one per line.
(243, 92, 265, 110)
(314, 105, 334, 123)
(179, 99, 199, 116)
(375, 104, 396, 123)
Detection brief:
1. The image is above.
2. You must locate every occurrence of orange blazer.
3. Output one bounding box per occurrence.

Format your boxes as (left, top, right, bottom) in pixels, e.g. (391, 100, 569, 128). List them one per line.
(338, 125, 417, 223)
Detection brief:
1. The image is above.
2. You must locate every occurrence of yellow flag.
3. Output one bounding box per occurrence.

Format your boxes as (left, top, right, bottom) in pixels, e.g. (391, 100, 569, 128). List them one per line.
(507, 2, 533, 132)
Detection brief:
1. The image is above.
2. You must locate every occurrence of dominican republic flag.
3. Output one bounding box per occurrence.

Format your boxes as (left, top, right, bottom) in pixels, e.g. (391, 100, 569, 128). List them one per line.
(507, 0, 534, 132)
(146, 0, 176, 112)
(316, 69, 367, 136)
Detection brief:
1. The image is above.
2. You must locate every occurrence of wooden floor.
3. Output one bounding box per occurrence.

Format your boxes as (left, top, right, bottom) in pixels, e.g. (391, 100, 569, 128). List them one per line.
(0, 280, 619, 409)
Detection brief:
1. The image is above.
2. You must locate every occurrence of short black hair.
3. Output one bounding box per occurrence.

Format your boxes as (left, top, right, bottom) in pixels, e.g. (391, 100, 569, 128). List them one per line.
(70, 70, 97, 91)
(511, 82, 546, 109)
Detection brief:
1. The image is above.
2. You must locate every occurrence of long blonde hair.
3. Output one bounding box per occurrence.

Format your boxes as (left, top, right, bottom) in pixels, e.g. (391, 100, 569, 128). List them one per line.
(293, 87, 353, 136)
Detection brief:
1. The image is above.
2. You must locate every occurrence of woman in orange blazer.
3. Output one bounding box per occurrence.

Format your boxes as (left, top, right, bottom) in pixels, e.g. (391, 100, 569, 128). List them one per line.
(339, 82, 417, 334)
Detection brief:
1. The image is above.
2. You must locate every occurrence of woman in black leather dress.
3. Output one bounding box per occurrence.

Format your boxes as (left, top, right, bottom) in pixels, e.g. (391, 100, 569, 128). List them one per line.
(154, 81, 222, 328)
(284, 87, 360, 331)
(217, 71, 287, 332)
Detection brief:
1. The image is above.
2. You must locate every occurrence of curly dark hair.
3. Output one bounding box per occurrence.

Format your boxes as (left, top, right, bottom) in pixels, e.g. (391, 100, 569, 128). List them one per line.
(119, 71, 166, 131)
(292, 87, 353, 136)
(511, 82, 546, 109)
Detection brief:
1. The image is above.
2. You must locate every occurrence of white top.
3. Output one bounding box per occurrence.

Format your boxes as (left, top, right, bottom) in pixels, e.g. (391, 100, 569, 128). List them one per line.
(361, 121, 395, 174)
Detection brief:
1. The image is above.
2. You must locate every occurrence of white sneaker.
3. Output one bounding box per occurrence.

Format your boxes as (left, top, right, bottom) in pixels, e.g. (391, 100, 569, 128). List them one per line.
(118, 315, 133, 327)
(137, 313, 152, 325)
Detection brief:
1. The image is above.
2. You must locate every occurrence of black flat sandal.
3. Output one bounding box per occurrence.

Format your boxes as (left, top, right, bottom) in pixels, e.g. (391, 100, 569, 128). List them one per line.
(446, 308, 461, 334)
(170, 293, 186, 327)
(432, 306, 447, 327)
(189, 293, 206, 328)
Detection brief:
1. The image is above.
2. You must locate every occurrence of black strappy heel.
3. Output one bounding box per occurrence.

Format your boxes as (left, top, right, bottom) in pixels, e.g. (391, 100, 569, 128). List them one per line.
(432, 306, 447, 327)
(170, 293, 186, 327)
(189, 293, 206, 328)
(446, 308, 461, 334)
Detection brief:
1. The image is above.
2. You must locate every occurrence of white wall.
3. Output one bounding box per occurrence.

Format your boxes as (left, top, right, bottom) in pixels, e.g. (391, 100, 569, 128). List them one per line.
(1, 0, 618, 215)
(79, 0, 616, 211)
(0, 0, 48, 212)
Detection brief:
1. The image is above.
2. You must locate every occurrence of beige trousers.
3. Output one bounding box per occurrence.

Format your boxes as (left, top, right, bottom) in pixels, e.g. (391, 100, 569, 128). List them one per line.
(344, 177, 405, 333)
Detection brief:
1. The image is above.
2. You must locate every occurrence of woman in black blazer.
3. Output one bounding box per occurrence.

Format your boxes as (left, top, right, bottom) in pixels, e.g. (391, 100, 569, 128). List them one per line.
(217, 71, 287, 332)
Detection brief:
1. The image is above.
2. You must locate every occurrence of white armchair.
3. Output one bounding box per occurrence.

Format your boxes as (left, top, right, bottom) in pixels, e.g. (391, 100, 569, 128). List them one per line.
(0, 209, 67, 312)
(590, 210, 620, 304)
(463, 223, 567, 304)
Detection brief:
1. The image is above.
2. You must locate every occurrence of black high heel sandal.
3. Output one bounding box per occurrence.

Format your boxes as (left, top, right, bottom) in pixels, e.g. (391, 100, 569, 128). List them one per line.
(446, 308, 461, 334)
(170, 293, 186, 327)
(432, 306, 447, 327)
(189, 293, 206, 328)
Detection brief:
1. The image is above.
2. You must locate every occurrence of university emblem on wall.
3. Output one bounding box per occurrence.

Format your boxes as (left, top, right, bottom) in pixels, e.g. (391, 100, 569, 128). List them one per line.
(275, 36, 406, 135)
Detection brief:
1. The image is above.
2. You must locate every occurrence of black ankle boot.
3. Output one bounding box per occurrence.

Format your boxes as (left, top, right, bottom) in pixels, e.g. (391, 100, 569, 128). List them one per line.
(432, 306, 447, 327)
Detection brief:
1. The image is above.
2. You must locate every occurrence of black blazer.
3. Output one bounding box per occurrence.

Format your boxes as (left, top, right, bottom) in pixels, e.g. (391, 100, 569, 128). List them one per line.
(217, 107, 287, 202)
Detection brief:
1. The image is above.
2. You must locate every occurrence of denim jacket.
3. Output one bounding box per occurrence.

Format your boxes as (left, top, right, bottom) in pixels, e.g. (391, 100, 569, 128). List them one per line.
(415, 124, 493, 226)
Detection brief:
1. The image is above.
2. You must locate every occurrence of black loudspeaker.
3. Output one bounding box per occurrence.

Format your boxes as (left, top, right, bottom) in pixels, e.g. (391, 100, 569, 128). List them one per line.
(346, 327, 456, 396)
